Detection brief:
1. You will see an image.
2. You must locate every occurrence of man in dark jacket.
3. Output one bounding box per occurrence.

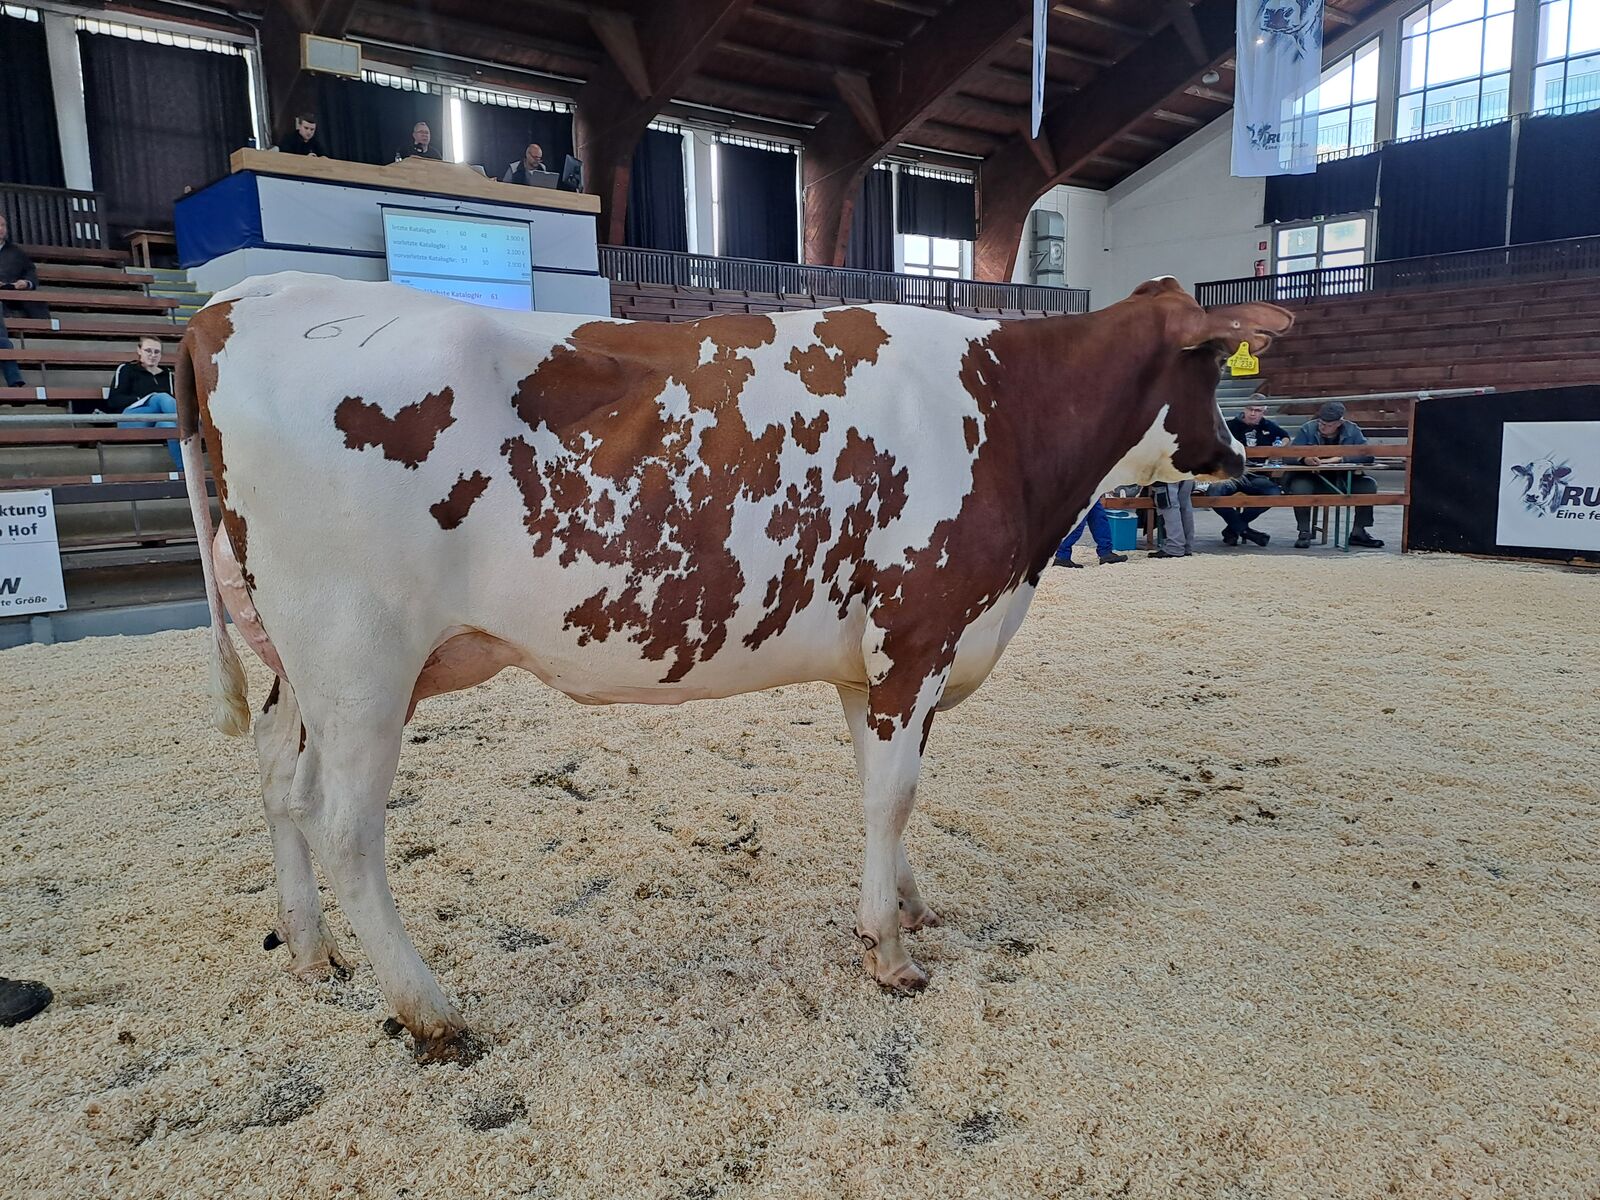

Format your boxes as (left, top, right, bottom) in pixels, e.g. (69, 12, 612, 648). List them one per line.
(281, 112, 327, 157)
(1288, 401, 1383, 549)
(0, 215, 48, 320)
(395, 121, 441, 162)
(1210, 394, 1289, 546)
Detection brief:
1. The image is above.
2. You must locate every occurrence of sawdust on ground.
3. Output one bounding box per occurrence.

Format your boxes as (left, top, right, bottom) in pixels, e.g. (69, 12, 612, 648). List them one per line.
(2, 551, 1597, 1200)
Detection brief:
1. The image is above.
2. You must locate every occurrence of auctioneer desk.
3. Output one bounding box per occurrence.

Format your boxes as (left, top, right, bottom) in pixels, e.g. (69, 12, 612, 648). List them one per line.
(174, 150, 609, 316)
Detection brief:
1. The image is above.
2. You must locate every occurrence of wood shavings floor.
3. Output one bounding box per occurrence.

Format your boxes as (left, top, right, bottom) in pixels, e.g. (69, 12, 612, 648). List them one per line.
(2, 552, 1597, 1199)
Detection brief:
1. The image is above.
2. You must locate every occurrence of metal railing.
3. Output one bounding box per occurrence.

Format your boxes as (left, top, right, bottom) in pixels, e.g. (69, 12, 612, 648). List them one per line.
(0, 183, 107, 249)
(600, 245, 1089, 314)
(1196, 234, 1600, 306)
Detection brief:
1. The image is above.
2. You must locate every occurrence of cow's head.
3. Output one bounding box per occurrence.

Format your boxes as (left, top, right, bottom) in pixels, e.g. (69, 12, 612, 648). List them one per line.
(1111, 277, 1293, 486)
(1510, 457, 1571, 514)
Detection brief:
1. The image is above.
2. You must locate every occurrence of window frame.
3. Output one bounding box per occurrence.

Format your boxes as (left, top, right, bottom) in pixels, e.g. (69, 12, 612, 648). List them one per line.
(1532, 0, 1600, 114)
(1289, 37, 1384, 159)
(1269, 212, 1377, 276)
(1396, 0, 1516, 138)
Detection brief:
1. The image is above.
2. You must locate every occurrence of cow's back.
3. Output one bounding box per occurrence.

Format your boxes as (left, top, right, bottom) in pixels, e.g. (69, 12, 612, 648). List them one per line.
(197, 274, 1009, 700)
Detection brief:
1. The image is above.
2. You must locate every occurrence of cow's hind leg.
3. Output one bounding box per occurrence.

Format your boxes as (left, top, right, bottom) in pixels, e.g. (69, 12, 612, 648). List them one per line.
(289, 684, 476, 1065)
(837, 675, 945, 992)
(839, 686, 941, 934)
(255, 677, 350, 979)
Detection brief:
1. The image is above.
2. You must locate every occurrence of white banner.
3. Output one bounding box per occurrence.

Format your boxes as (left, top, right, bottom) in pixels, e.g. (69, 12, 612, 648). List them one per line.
(1497, 421, 1600, 552)
(1232, 0, 1323, 177)
(1031, 0, 1048, 139)
(0, 489, 67, 616)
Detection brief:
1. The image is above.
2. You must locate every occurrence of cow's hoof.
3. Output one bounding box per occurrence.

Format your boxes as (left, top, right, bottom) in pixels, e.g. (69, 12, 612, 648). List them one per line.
(900, 903, 941, 932)
(412, 1027, 486, 1067)
(286, 943, 354, 982)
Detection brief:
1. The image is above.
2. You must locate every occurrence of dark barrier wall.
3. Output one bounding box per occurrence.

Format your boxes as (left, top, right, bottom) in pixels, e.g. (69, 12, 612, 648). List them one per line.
(1409, 385, 1600, 565)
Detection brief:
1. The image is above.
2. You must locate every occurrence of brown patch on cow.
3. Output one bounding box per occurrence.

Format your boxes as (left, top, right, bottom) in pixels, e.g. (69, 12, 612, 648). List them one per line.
(784, 308, 890, 397)
(498, 313, 793, 682)
(429, 470, 491, 530)
(298, 723, 306, 754)
(790, 411, 829, 454)
(744, 466, 831, 650)
(182, 302, 255, 590)
(963, 416, 979, 453)
(334, 388, 456, 470)
(262, 677, 280, 714)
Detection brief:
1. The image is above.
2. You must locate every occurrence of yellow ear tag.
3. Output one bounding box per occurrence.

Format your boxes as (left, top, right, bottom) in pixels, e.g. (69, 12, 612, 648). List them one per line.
(1225, 341, 1259, 377)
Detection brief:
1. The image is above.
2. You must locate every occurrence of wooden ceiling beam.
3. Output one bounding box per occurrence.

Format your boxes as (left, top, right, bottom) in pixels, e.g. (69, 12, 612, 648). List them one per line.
(574, 0, 757, 244)
(1166, 0, 1213, 67)
(1152, 107, 1205, 127)
(748, 5, 904, 49)
(975, 0, 1235, 280)
(356, 3, 598, 68)
(802, 0, 1032, 265)
(1016, 34, 1115, 69)
(587, 10, 650, 100)
(1051, 4, 1146, 39)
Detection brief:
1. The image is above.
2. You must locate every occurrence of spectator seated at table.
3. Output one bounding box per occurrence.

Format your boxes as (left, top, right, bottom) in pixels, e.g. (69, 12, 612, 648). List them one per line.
(1211, 394, 1288, 547)
(395, 121, 442, 162)
(72, 336, 180, 468)
(1288, 401, 1383, 550)
(0, 215, 49, 320)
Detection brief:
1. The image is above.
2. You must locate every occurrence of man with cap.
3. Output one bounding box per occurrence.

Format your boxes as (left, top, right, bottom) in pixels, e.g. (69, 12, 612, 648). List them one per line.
(1287, 401, 1383, 549)
(1209, 393, 1288, 546)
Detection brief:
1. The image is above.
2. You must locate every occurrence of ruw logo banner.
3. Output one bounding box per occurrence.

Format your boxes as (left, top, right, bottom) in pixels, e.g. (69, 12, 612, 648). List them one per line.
(1232, 0, 1323, 177)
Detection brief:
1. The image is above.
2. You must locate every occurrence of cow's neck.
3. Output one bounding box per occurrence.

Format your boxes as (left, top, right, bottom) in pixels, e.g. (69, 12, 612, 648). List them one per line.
(977, 305, 1178, 552)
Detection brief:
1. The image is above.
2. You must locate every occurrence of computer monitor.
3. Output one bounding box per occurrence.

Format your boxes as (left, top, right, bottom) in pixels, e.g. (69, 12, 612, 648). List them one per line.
(557, 154, 583, 193)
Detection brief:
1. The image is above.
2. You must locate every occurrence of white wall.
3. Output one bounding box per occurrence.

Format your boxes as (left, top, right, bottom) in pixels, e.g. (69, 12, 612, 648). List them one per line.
(1090, 118, 1265, 306)
(1010, 184, 1106, 292)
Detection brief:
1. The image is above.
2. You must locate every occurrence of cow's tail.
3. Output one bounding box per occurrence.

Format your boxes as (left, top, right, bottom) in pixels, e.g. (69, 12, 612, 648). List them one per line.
(176, 332, 250, 737)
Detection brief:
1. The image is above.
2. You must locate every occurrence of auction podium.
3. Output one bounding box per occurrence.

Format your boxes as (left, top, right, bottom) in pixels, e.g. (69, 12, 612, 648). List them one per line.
(175, 150, 609, 316)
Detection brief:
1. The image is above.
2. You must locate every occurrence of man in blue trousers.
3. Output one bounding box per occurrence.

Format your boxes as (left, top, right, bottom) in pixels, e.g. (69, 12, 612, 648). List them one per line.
(1054, 499, 1128, 568)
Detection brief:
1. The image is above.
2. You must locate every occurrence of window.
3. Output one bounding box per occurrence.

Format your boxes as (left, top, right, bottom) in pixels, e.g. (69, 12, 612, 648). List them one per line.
(1534, 0, 1600, 113)
(903, 234, 962, 278)
(1398, 0, 1514, 137)
(1275, 216, 1371, 273)
(1289, 39, 1381, 157)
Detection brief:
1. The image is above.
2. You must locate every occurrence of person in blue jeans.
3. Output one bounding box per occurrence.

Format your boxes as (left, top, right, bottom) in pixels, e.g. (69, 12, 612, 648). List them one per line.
(1054, 499, 1128, 568)
(0, 314, 25, 388)
(78, 335, 181, 469)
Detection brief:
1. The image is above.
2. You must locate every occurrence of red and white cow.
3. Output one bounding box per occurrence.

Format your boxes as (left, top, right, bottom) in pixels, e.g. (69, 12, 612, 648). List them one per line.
(177, 273, 1290, 1061)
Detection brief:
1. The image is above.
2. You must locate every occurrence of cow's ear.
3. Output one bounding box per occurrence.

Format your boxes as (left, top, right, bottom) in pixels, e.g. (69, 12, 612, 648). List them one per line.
(1177, 303, 1296, 355)
(1554, 465, 1573, 480)
(1512, 464, 1532, 478)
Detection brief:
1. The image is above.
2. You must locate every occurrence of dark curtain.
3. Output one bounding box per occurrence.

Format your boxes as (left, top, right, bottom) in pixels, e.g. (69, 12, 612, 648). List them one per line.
(1377, 123, 1511, 260)
(1264, 152, 1379, 223)
(625, 128, 687, 251)
(1510, 108, 1600, 244)
(313, 76, 444, 166)
(464, 101, 572, 177)
(718, 143, 797, 261)
(79, 34, 251, 236)
(0, 16, 64, 186)
(897, 172, 976, 241)
(845, 168, 893, 271)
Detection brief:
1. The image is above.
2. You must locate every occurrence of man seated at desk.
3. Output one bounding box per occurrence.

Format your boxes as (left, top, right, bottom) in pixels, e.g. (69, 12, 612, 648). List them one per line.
(281, 112, 326, 157)
(1288, 401, 1383, 550)
(503, 143, 550, 185)
(395, 121, 441, 162)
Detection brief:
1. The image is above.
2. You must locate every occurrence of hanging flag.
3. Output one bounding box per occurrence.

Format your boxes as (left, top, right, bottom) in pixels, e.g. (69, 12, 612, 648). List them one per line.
(1232, 0, 1324, 177)
(1031, 0, 1047, 139)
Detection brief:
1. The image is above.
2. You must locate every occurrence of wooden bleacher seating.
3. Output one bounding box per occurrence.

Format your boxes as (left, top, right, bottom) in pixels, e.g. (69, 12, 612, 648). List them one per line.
(1262, 275, 1600, 398)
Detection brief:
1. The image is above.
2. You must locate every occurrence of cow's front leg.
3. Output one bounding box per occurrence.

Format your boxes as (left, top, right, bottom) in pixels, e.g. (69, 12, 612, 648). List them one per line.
(289, 686, 477, 1065)
(838, 677, 943, 992)
(254, 678, 350, 980)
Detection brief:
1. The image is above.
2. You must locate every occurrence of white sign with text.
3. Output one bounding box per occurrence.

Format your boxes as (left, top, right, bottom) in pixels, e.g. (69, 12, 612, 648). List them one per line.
(1497, 421, 1600, 552)
(0, 489, 67, 615)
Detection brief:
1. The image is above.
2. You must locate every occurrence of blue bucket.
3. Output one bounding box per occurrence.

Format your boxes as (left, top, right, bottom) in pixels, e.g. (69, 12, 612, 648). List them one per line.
(1106, 510, 1138, 552)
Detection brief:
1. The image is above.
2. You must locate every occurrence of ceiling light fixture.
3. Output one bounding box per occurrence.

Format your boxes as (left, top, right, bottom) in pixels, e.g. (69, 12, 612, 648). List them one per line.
(1201, 68, 1221, 84)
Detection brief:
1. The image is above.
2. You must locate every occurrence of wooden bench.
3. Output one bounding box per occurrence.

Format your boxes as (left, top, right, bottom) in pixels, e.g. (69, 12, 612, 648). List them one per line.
(0, 424, 211, 568)
(127, 229, 177, 269)
(35, 264, 155, 289)
(4, 289, 179, 313)
(19, 244, 132, 268)
(1100, 443, 1413, 550)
